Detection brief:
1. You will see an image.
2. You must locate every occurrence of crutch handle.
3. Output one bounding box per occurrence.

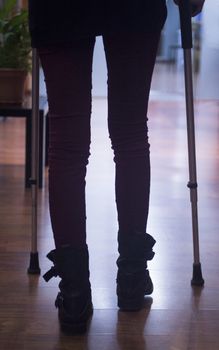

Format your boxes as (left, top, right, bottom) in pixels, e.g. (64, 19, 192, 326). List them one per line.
(178, 0, 193, 49)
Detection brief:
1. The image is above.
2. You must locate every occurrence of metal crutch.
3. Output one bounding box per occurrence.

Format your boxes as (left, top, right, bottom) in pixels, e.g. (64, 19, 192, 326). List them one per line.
(178, 0, 204, 286)
(27, 49, 41, 274)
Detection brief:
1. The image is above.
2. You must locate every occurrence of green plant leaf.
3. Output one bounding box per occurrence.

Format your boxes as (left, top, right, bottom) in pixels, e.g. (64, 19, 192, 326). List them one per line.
(0, 0, 17, 20)
(0, 0, 31, 71)
(9, 10, 27, 27)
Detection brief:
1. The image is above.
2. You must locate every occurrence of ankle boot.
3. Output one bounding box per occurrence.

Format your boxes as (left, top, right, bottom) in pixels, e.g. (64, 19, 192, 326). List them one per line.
(116, 232, 156, 311)
(43, 245, 93, 334)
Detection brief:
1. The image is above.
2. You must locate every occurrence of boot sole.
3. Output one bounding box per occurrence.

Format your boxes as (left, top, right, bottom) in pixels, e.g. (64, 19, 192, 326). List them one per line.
(59, 303, 93, 334)
(118, 282, 154, 311)
(118, 297, 145, 311)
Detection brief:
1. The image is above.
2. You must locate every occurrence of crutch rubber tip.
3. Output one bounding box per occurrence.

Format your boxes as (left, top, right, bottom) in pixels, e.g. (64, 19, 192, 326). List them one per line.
(191, 263, 204, 286)
(27, 252, 41, 275)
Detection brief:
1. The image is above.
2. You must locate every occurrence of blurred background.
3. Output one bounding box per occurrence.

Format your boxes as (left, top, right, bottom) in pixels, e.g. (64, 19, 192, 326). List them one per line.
(0, 1, 219, 349)
(89, 0, 219, 100)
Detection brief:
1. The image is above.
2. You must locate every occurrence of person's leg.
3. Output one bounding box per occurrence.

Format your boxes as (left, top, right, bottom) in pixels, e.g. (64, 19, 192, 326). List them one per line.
(38, 38, 95, 333)
(103, 31, 160, 238)
(38, 38, 95, 249)
(103, 31, 161, 310)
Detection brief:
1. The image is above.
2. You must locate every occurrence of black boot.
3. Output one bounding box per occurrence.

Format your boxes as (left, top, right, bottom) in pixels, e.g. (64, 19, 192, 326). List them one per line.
(43, 245, 93, 334)
(116, 232, 156, 311)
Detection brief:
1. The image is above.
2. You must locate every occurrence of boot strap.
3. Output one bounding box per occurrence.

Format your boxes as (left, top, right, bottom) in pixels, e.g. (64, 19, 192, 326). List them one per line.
(43, 266, 58, 282)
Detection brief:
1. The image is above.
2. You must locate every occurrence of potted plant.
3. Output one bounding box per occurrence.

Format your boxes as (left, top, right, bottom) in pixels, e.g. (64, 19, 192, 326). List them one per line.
(0, 0, 31, 104)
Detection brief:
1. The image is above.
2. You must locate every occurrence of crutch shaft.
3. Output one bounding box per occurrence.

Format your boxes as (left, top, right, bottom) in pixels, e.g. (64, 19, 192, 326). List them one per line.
(178, 0, 204, 285)
(31, 48, 39, 253)
(28, 49, 40, 274)
(183, 49, 200, 264)
(184, 50, 197, 184)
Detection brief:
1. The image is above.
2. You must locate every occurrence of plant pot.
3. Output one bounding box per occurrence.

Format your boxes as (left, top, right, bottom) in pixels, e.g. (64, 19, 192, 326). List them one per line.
(0, 68, 27, 104)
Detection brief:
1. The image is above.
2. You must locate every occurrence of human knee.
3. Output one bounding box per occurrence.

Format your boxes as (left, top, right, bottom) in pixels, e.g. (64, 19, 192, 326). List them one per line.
(108, 119, 150, 158)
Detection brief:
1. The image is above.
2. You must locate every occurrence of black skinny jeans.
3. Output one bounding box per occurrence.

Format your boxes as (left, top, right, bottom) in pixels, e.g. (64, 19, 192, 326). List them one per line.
(39, 32, 161, 249)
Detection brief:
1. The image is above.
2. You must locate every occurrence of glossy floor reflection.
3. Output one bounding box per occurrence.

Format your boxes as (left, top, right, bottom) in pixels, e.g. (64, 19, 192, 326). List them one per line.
(0, 97, 219, 349)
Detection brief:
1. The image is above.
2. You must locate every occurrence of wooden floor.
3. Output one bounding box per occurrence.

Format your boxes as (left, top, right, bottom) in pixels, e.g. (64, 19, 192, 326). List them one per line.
(0, 96, 219, 350)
